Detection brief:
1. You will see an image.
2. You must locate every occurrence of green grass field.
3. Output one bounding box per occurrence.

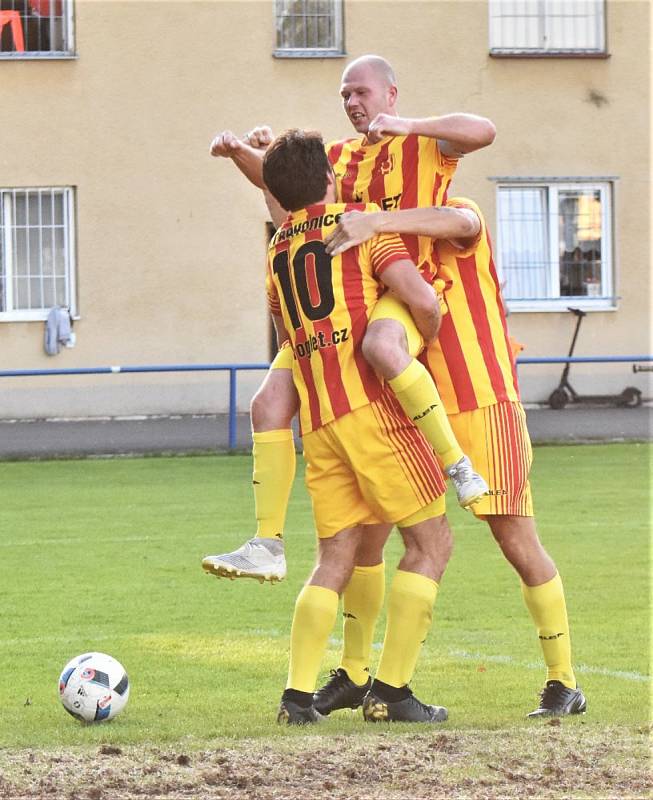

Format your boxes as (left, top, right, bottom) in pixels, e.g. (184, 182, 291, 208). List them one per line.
(0, 444, 650, 798)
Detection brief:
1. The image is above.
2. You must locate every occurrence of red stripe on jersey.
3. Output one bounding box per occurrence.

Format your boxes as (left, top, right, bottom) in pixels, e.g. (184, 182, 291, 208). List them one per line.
(295, 329, 323, 431)
(340, 148, 365, 202)
(326, 140, 346, 166)
(432, 312, 478, 411)
(488, 246, 520, 397)
(432, 172, 443, 205)
(457, 253, 509, 402)
(315, 316, 352, 419)
(340, 247, 383, 404)
(399, 137, 420, 264)
(367, 141, 391, 202)
(441, 175, 451, 205)
(401, 137, 419, 208)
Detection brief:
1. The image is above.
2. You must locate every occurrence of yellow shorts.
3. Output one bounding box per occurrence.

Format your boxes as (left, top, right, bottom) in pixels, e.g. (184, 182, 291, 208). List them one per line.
(447, 401, 534, 517)
(270, 340, 293, 370)
(303, 390, 447, 538)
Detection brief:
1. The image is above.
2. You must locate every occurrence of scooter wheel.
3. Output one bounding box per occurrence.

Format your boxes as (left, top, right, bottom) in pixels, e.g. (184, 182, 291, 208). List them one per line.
(617, 387, 642, 408)
(549, 388, 569, 410)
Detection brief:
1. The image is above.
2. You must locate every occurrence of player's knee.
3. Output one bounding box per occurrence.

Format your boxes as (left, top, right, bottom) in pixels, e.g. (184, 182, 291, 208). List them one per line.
(250, 377, 296, 431)
(401, 516, 453, 578)
(362, 320, 408, 378)
(311, 555, 356, 594)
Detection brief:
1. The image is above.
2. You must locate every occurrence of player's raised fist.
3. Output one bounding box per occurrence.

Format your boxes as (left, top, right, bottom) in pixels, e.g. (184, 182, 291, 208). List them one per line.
(243, 125, 275, 150)
(366, 114, 412, 144)
(209, 130, 243, 158)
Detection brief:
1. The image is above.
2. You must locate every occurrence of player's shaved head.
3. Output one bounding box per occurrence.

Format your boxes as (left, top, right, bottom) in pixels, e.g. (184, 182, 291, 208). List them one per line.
(342, 54, 396, 88)
(339, 54, 399, 133)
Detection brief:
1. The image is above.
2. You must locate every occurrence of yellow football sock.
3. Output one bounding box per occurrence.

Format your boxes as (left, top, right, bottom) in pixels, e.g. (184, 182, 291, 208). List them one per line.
(375, 569, 439, 688)
(521, 573, 576, 688)
(339, 562, 385, 685)
(388, 360, 463, 468)
(287, 584, 339, 693)
(252, 429, 295, 539)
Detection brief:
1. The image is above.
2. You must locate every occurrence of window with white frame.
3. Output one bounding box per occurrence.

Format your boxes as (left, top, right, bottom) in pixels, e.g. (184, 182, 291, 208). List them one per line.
(0, 0, 74, 58)
(274, 0, 344, 58)
(0, 188, 76, 320)
(489, 0, 606, 55)
(496, 180, 614, 311)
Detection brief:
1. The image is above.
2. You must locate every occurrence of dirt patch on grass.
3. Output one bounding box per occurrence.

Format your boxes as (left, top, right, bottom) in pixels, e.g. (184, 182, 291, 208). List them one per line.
(0, 724, 650, 800)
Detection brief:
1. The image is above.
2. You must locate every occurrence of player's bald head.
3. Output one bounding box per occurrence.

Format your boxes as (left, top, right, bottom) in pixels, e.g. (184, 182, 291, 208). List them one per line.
(342, 55, 396, 88)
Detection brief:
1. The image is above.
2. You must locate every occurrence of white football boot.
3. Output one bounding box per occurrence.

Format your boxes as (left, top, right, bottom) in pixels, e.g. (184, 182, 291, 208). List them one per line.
(202, 537, 286, 583)
(445, 455, 489, 509)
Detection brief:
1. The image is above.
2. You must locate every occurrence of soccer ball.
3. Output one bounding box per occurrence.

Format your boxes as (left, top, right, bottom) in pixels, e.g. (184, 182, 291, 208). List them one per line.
(58, 652, 130, 723)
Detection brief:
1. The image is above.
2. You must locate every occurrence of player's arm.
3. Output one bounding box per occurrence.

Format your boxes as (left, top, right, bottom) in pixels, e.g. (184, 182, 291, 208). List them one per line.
(271, 313, 290, 348)
(367, 113, 496, 157)
(209, 125, 275, 189)
(379, 260, 441, 345)
(325, 206, 481, 256)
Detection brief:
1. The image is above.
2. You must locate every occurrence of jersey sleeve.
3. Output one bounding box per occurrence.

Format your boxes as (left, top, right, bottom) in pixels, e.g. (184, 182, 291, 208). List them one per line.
(369, 233, 413, 277)
(265, 252, 281, 315)
(436, 138, 460, 172)
(442, 197, 485, 258)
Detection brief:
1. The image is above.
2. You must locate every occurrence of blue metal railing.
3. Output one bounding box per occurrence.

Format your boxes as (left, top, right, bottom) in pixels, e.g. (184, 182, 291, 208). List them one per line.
(0, 363, 270, 450)
(1, 355, 651, 449)
(516, 356, 653, 365)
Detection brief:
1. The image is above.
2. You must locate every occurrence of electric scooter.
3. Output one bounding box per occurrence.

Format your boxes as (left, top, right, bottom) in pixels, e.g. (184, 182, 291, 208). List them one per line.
(548, 308, 642, 409)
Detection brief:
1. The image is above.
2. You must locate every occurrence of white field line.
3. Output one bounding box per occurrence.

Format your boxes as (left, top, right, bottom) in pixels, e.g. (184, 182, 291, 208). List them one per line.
(0, 536, 170, 547)
(330, 640, 650, 684)
(447, 648, 650, 683)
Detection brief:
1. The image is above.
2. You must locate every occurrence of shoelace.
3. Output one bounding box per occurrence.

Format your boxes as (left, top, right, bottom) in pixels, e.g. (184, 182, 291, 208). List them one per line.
(452, 462, 473, 480)
(539, 681, 568, 705)
(316, 670, 348, 697)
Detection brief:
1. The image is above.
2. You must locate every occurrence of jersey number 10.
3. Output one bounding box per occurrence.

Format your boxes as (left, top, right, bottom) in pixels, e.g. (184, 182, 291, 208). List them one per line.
(272, 241, 336, 330)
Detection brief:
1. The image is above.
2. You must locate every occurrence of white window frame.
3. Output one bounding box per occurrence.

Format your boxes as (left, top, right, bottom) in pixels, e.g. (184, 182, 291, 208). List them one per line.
(273, 0, 344, 58)
(488, 0, 607, 57)
(494, 178, 615, 313)
(0, 0, 75, 60)
(0, 187, 77, 322)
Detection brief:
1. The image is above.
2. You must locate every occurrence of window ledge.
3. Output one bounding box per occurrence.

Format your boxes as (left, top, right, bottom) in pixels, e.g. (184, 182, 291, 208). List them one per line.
(490, 49, 609, 59)
(0, 311, 78, 322)
(0, 52, 77, 60)
(273, 49, 345, 59)
(506, 299, 617, 313)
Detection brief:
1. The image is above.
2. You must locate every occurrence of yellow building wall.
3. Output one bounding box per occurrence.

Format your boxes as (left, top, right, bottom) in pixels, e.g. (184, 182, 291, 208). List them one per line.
(0, 0, 649, 418)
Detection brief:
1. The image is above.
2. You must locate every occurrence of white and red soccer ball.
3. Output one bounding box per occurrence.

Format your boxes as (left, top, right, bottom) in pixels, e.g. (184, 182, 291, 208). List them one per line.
(58, 652, 129, 723)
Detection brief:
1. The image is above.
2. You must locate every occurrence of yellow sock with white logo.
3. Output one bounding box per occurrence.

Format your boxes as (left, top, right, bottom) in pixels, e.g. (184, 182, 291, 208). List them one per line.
(521, 573, 576, 688)
(375, 569, 439, 688)
(388, 360, 463, 469)
(252, 429, 295, 539)
(287, 584, 339, 693)
(339, 563, 385, 686)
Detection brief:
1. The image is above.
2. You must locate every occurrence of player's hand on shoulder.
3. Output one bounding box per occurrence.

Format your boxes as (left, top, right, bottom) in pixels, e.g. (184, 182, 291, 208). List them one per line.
(209, 130, 243, 158)
(325, 211, 381, 256)
(243, 125, 275, 150)
(367, 114, 412, 144)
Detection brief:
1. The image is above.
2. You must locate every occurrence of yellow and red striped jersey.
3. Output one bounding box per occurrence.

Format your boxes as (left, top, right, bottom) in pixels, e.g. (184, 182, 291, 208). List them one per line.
(266, 202, 411, 434)
(326, 134, 458, 284)
(420, 197, 520, 414)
